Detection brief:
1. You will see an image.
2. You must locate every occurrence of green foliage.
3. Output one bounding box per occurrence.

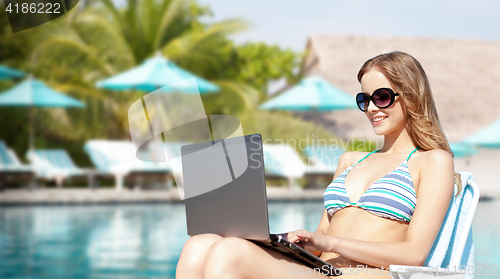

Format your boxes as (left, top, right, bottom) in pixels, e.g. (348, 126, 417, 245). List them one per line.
(240, 110, 336, 145)
(0, 2, 33, 67)
(0, 0, 339, 170)
(231, 43, 302, 100)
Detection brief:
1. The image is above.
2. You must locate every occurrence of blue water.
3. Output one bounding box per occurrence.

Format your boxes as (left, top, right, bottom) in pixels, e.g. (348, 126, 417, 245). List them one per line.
(0, 200, 498, 278)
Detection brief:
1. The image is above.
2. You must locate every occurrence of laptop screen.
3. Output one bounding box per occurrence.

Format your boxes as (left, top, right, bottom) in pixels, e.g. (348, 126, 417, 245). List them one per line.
(182, 134, 270, 240)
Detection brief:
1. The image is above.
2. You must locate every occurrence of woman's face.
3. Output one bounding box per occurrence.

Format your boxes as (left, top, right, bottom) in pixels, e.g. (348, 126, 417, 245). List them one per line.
(360, 69, 407, 136)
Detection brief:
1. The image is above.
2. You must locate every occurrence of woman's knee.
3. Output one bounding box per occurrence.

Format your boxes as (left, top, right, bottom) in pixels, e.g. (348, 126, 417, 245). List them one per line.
(185, 233, 223, 248)
(206, 237, 250, 261)
(178, 234, 223, 267)
(204, 237, 254, 278)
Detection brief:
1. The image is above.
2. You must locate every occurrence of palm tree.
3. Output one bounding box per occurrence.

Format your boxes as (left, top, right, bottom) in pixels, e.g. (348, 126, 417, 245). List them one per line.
(29, 0, 259, 140)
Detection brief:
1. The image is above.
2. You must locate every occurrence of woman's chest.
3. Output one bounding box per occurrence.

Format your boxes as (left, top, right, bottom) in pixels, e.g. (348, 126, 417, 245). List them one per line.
(344, 158, 420, 201)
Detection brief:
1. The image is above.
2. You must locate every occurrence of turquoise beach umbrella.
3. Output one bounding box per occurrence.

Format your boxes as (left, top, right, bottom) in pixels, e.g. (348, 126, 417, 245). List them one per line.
(0, 65, 25, 79)
(0, 78, 85, 107)
(260, 76, 357, 111)
(96, 54, 219, 93)
(0, 78, 85, 149)
(461, 119, 500, 148)
(449, 142, 478, 158)
(259, 76, 357, 136)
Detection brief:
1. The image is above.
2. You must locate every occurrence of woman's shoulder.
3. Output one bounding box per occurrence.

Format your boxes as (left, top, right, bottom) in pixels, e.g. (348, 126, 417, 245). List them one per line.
(411, 149, 455, 199)
(411, 149, 454, 179)
(413, 148, 453, 166)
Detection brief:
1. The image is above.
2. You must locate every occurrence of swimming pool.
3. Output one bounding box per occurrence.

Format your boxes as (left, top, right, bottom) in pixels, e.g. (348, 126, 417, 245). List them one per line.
(0, 200, 498, 278)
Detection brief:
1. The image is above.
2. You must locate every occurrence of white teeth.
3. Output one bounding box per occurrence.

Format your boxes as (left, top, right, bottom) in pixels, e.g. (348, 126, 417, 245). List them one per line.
(373, 117, 385, 122)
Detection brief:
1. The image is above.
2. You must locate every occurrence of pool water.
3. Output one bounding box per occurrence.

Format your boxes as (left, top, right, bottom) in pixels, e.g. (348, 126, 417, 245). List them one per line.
(0, 200, 498, 278)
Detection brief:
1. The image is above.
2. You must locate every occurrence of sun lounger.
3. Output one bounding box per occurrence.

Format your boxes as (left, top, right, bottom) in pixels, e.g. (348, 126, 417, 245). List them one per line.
(0, 141, 35, 190)
(389, 172, 479, 279)
(262, 144, 306, 188)
(84, 140, 172, 190)
(26, 149, 98, 188)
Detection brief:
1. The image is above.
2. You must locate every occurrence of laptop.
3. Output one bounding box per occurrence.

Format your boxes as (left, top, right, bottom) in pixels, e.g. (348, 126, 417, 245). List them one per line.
(181, 134, 341, 276)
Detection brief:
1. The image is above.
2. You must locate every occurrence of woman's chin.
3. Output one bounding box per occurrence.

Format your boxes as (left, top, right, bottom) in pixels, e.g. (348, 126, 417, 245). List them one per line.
(372, 126, 388, 136)
(372, 124, 404, 136)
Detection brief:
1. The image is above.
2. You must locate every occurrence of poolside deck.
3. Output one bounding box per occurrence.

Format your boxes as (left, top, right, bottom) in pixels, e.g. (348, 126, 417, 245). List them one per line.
(0, 187, 326, 205)
(1, 172, 498, 205)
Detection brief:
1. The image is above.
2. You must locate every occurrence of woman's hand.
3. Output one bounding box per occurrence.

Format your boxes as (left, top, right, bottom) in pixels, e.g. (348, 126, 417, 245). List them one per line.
(287, 229, 337, 253)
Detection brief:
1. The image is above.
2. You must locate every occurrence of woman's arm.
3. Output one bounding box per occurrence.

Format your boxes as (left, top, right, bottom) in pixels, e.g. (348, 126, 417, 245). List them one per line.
(309, 209, 330, 256)
(294, 149, 455, 267)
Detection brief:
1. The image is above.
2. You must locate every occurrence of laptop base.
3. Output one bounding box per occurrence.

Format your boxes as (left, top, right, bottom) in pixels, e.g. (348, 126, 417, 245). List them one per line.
(250, 233, 341, 276)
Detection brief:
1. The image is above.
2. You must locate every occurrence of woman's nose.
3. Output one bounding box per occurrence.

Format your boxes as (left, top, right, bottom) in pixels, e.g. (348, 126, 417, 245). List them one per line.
(367, 99, 379, 113)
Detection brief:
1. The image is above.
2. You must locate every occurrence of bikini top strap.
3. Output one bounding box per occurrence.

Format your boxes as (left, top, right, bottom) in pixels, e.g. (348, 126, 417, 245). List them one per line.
(356, 149, 381, 164)
(406, 146, 420, 162)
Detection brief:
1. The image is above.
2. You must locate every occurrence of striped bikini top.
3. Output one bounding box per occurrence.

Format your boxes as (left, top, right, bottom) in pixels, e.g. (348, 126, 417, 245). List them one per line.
(324, 147, 419, 223)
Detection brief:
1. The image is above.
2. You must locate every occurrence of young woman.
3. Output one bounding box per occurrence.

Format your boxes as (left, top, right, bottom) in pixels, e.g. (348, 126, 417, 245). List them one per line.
(176, 51, 458, 278)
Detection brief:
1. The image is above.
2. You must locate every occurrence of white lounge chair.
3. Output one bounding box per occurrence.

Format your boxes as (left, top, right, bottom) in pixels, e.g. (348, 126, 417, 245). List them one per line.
(26, 149, 96, 188)
(389, 172, 479, 279)
(84, 140, 172, 190)
(262, 144, 306, 188)
(0, 141, 35, 190)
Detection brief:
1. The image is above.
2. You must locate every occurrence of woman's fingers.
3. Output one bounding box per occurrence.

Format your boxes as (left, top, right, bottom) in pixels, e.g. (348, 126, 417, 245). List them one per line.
(296, 231, 335, 253)
(287, 230, 329, 253)
(296, 230, 312, 239)
(286, 230, 305, 243)
(289, 230, 316, 250)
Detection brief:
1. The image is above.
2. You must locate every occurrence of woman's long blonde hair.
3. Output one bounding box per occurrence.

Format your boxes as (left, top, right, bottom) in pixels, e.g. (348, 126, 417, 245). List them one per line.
(357, 51, 461, 194)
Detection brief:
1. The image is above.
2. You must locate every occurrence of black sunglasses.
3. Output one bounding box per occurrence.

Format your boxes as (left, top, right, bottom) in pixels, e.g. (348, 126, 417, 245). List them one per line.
(355, 88, 400, 112)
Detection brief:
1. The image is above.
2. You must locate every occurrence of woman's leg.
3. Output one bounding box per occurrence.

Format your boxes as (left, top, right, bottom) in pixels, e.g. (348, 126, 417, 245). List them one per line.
(202, 237, 392, 279)
(203, 237, 331, 279)
(178, 235, 391, 279)
(176, 233, 223, 279)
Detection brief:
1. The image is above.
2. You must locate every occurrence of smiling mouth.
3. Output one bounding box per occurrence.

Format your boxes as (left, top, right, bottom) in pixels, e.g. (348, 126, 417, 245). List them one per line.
(372, 116, 387, 124)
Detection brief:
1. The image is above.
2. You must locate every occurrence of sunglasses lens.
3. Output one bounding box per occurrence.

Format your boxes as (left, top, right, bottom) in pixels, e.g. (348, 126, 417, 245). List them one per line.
(373, 89, 393, 108)
(356, 93, 369, 111)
